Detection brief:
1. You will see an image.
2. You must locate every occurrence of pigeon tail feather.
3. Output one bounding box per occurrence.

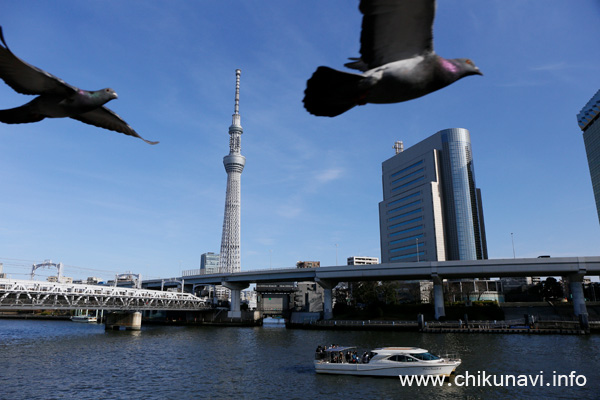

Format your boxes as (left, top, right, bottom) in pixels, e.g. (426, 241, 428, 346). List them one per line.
(303, 66, 365, 117)
(0, 105, 44, 124)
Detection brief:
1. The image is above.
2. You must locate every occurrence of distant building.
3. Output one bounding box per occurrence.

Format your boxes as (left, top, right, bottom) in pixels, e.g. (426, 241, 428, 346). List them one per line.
(0, 262, 5, 279)
(256, 283, 296, 316)
(200, 252, 220, 274)
(347, 256, 379, 265)
(47, 276, 73, 284)
(293, 282, 324, 313)
(296, 261, 320, 269)
(500, 277, 533, 292)
(446, 279, 504, 303)
(396, 281, 433, 304)
(577, 89, 600, 224)
(241, 289, 257, 309)
(379, 128, 488, 263)
(72, 277, 102, 285)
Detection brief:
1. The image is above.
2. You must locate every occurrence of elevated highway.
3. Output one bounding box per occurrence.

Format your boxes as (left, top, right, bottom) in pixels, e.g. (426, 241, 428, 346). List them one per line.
(144, 257, 600, 320)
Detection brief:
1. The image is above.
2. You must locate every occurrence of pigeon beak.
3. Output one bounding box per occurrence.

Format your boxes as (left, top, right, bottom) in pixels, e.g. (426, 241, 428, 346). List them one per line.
(113, 92, 119, 99)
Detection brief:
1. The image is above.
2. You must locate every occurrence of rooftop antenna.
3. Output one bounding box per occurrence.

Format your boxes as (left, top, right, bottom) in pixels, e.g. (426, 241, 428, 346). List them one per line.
(394, 140, 404, 155)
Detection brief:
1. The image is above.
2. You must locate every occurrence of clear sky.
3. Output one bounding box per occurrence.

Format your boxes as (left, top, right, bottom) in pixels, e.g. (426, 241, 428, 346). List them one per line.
(1, 1, 599, 282)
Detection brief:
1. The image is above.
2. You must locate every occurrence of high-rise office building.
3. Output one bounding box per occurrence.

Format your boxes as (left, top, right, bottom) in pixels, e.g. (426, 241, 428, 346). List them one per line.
(379, 128, 487, 263)
(200, 252, 220, 275)
(577, 89, 600, 224)
(219, 69, 246, 273)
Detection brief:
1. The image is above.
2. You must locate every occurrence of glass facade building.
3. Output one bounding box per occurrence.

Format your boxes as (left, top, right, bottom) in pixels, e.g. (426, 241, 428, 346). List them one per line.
(577, 89, 600, 225)
(379, 128, 487, 263)
(200, 252, 220, 274)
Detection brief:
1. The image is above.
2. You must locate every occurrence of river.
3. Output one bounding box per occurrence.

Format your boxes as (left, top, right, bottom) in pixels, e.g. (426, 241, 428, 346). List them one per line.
(1, 319, 598, 399)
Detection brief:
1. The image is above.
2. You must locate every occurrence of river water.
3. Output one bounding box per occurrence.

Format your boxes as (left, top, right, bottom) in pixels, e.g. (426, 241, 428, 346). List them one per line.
(1, 319, 599, 399)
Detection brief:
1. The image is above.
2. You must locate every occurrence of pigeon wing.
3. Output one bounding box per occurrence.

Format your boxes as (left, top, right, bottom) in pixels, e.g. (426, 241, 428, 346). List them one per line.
(349, 0, 435, 71)
(0, 26, 77, 96)
(71, 106, 159, 145)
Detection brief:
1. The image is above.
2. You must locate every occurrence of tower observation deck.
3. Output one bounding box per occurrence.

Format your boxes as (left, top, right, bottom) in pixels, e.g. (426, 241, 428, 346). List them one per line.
(219, 69, 246, 274)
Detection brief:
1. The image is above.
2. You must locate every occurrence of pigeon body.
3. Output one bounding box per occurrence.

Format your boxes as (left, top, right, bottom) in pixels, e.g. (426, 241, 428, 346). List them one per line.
(303, 0, 482, 117)
(0, 26, 158, 144)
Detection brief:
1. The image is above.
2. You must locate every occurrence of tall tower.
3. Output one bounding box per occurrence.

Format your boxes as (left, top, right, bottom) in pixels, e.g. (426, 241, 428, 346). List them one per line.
(219, 69, 246, 273)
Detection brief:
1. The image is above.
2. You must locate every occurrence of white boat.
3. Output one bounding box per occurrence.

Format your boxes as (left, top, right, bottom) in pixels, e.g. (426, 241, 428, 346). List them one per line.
(71, 315, 97, 323)
(314, 346, 460, 377)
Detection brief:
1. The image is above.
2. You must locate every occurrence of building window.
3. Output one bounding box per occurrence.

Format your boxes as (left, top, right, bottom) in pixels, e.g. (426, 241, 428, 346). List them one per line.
(387, 199, 421, 215)
(390, 233, 424, 246)
(391, 251, 425, 261)
(389, 216, 423, 230)
(391, 168, 425, 185)
(391, 176, 425, 192)
(389, 225, 423, 237)
(388, 208, 422, 222)
(390, 243, 421, 253)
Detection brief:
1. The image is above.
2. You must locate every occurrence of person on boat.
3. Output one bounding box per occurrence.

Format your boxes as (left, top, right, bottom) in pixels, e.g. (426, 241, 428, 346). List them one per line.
(362, 352, 370, 364)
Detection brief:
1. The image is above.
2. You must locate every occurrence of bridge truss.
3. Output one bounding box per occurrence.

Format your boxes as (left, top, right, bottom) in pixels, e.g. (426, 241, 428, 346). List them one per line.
(0, 279, 209, 311)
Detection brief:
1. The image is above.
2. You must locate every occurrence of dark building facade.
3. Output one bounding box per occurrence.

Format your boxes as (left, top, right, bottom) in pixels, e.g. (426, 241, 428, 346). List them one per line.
(379, 128, 487, 263)
(577, 89, 600, 224)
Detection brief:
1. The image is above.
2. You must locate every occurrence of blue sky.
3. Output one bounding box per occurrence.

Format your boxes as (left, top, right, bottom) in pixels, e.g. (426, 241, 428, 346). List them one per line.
(1, 1, 599, 281)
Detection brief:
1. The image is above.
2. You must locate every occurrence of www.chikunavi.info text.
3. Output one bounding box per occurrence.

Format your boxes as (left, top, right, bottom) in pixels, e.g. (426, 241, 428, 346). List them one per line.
(399, 371, 587, 387)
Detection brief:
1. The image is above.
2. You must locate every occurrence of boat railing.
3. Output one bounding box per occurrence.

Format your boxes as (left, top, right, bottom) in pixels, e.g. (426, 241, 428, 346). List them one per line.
(438, 352, 460, 362)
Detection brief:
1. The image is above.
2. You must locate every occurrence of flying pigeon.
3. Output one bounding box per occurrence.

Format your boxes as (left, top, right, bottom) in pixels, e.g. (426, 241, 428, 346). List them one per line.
(303, 0, 482, 117)
(0, 26, 158, 145)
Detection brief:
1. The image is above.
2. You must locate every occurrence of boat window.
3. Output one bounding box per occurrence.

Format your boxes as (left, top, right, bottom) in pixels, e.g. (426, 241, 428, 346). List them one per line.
(409, 352, 440, 361)
(388, 355, 414, 362)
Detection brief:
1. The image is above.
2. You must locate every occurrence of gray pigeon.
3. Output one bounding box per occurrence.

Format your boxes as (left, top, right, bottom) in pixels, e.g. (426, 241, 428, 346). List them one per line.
(0, 26, 158, 145)
(303, 0, 482, 117)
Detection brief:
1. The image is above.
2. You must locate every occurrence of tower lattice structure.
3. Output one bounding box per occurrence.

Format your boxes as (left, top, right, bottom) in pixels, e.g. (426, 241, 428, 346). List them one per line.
(219, 69, 246, 274)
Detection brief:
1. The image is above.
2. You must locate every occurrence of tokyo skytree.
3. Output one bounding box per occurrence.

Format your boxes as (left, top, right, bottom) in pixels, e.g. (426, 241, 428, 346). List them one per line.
(219, 69, 245, 274)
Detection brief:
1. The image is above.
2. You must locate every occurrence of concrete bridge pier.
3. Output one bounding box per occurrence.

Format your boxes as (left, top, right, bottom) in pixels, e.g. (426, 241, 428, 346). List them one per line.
(567, 273, 590, 331)
(432, 274, 446, 320)
(105, 311, 142, 331)
(568, 273, 588, 315)
(222, 282, 249, 318)
(315, 278, 338, 320)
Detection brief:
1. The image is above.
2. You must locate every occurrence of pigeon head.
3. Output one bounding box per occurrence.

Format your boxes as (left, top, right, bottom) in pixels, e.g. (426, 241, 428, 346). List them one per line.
(97, 88, 118, 101)
(447, 58, 483, 78)
(67, 88, 118, 110)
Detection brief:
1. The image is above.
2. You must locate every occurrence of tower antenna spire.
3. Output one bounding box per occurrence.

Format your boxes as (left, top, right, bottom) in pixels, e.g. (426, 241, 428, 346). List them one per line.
(234, 69, 241, 116)
(231, 69, 241, 128)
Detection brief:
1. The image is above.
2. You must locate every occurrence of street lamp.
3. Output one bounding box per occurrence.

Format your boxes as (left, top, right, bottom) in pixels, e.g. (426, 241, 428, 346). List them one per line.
(416, 238, 419, 262)
(511, 233, 516, 259)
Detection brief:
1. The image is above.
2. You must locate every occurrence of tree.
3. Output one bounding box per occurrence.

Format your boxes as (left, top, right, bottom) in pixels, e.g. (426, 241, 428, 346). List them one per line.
(541, 277, 563, 301)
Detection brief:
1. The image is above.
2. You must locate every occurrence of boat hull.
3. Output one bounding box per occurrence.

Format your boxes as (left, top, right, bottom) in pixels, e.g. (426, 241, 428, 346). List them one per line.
(71, 316, 97, 323)
(314, 361, 460, 377)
